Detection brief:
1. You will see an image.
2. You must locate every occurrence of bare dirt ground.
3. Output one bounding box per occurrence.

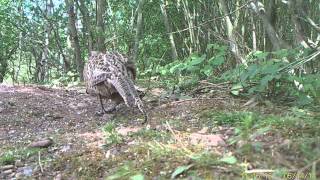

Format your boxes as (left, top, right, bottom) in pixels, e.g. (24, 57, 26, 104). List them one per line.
(0, 84, 319, 179)
(0, 84, 125, 178)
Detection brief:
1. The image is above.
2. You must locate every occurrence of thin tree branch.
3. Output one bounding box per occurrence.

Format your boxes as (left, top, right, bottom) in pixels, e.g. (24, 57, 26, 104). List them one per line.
(171, 0, 253, 34)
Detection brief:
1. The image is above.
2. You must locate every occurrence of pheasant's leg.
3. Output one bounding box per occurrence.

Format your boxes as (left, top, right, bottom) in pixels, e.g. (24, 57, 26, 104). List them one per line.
(104, 103, 116, 113)
(142, 113, 148, 124)
(95, 94, 108, 116)
(104, 99, 121, 113)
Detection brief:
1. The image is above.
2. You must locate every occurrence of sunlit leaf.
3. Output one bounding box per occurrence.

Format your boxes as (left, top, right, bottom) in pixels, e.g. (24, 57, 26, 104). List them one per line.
(231, 84, 243, 96)
(202, 65, 212, 77)
(219, 155, 237, 164)
(189, 55, 206, 66)
(130, 174, 144, 180)
(171, 164, 193, 179)
(253, 51, 269, 59)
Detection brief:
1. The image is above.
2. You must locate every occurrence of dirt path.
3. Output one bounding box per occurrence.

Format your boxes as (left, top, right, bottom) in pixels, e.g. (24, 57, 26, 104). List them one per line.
(0, 85, 125, 178)
(0, 84, 106, 146)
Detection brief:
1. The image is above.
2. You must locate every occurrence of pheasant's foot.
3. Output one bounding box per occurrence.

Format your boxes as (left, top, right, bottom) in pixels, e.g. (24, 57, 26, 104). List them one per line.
(142, 114, 148, 124)
(95, 110, 105, 116)
(104, 106, 116, 113)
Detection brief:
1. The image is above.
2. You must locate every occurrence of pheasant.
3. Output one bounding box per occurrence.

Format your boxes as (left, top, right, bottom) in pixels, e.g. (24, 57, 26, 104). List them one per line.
(83, 51, 147, 123)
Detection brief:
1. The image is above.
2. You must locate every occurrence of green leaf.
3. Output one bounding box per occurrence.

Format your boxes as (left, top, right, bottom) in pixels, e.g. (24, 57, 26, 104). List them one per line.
(297, 95, 313, 106)
(206, 43, 222, 50)
(130, 174, 144, 180)
(219, 155, 237, 164)
(260, 75, 274, 87)
(186, 65, 200, 72)
(272, 49, 289, 58)
(171, 164, 193, 179)
(189, 54, 206, 66)
(240, 64, 259, 82)
(169, 63, 185, 74)
(202, 65, 212, 77)
(160, 69, 168, 75)
(253, 51, 269, 59)
(209, 56, 225, 66)
(231, 84, 243, 96)
(247, 64, 259, 78)
(261, 64, 279, 75)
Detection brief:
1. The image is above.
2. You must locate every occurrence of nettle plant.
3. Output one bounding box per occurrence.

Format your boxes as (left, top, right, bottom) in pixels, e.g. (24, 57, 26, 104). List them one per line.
(226, 47, 320, 105)
(154, 44, 227, 89)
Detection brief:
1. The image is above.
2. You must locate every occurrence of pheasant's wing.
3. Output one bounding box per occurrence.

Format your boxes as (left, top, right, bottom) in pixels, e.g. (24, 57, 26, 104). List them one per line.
(90, 69, 112, 86)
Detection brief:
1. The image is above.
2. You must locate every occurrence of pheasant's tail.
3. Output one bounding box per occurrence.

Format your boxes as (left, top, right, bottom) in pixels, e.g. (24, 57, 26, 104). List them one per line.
(108, 76, 148, 123)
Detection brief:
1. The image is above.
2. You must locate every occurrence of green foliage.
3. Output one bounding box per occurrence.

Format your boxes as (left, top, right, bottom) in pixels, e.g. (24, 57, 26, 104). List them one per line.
(171, 164, 193, 179)
(0, 150, 15, 165)
(223, 48, 320, 105)
(219, 155, 238, 165)
(158, 44, 226, 78)
(129, 128, 171, 141)
(199, 110, 256, 126)
(0, 147, 41, 165)
(106, 163, 145, 180)
(51, 71, 80, 87)
(147, 44, 227, 90)
(102, 122, 123, 146)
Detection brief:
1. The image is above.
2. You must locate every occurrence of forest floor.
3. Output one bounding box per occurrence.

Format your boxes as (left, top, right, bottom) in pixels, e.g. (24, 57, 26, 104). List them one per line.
(0, 83, 319, 179)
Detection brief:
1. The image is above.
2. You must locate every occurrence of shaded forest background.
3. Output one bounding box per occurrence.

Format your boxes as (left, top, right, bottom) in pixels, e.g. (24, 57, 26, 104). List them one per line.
(0, 0, 320, 105)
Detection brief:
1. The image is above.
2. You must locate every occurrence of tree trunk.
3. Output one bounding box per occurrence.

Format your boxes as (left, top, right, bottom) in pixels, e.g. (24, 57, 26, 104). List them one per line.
(290, 0, 310, 48)
(66, 0, 84, 80)
(0, 59, 8, 83)
(218, 0, 246, 66)
(0, 45, 19, 83)
(251, 16, 257, 51)
(53, 27, 70, 73)
(182, 0, 195, 54)
(38, 0, 53, 82)
(132, 0, 144, 62)
(76, 0, 94, 53)
(160, 1, 178, 60)
(249, 1, 288, 50)
(96, 0, 106, 52)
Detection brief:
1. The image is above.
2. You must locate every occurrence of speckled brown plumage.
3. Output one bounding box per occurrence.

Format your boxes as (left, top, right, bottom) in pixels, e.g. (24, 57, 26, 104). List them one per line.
(83, 51, 147, 123)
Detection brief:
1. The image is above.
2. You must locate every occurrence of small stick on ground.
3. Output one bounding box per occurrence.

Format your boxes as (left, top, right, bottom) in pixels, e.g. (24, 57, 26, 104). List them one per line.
(38, 151, 43, 173)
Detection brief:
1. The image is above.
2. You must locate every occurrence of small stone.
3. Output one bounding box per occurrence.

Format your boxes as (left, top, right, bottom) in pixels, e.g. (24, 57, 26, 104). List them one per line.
(198, 127, 209, 134)
(8, 172, 15, 178)
(15, 172, 23, 179)
(29, 138, 53, 148)
(225, 128, 234, 135)
(8, 101, 15, 106)
(0, 165, 14, 170)
(54, 173, 63, 180)
(22, 166, 33, 176)
(189, 133, 226, 147)
(15, 160, 24, 167)
(237, 140, 247, 148)
(2, 169, 13, 175)
(77, 103, 86, 108)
